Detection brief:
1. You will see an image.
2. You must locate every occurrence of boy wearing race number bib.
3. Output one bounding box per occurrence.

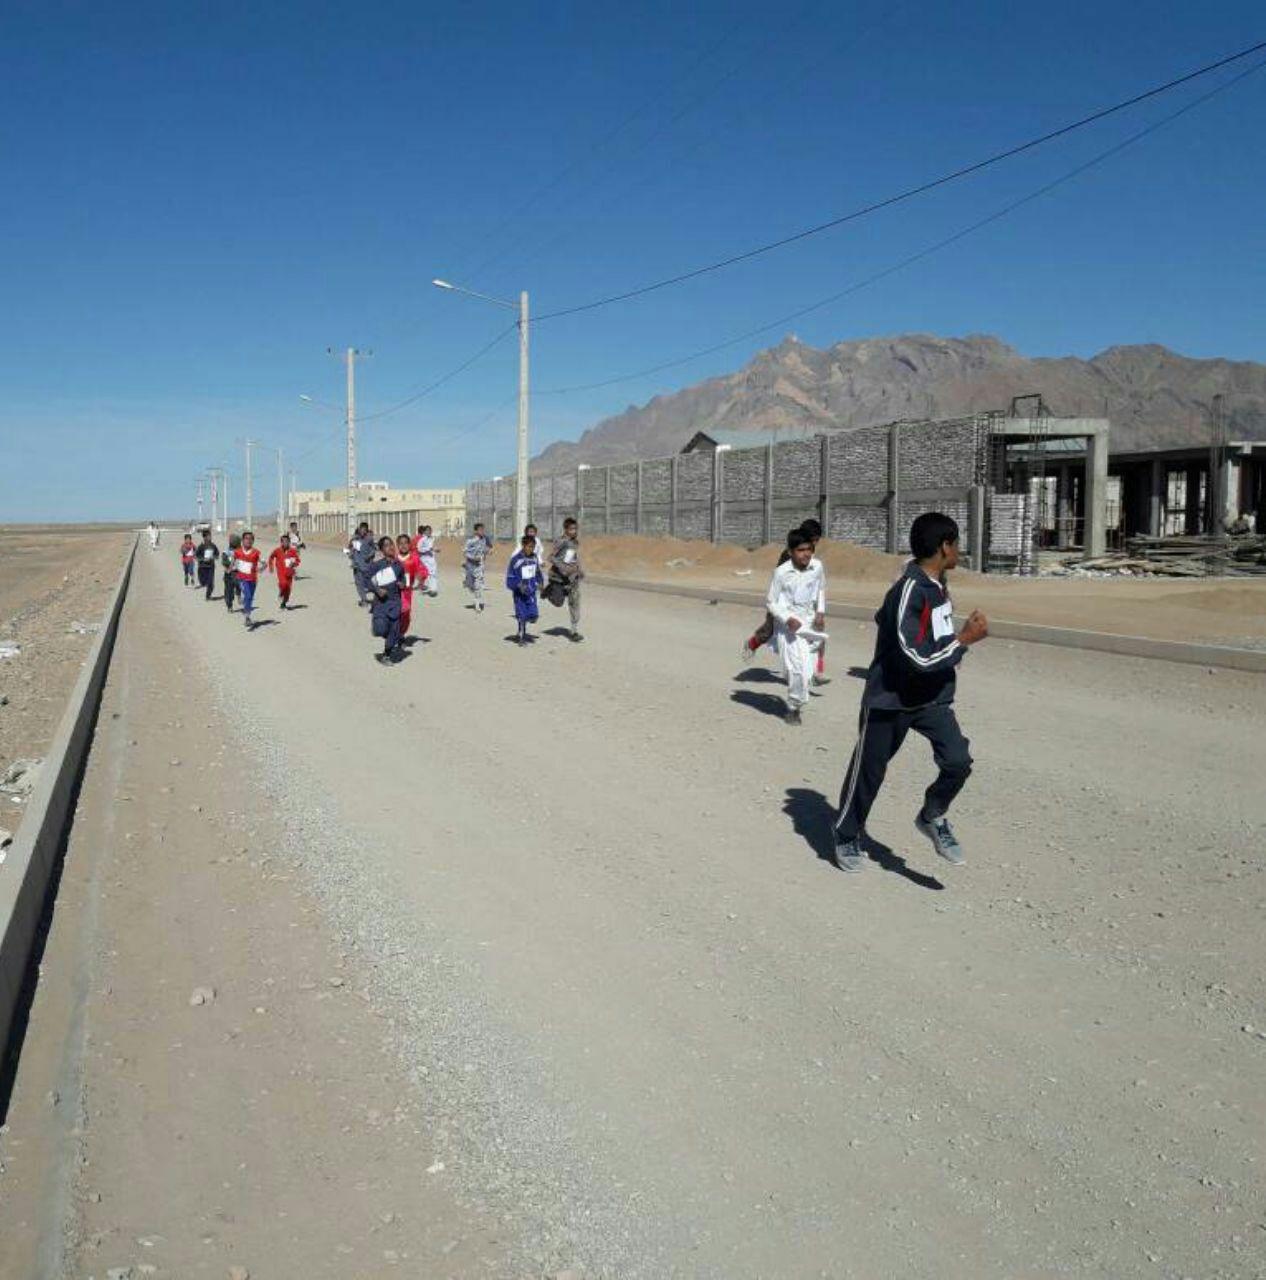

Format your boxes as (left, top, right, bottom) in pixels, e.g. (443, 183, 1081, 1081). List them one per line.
(234, 531, 262, 629)
(830, 512, 988, 874)
(506, 533, 545, 646)
(179, 533, 197, 586)
(267, 534, 301, 609)
(368, 536, 406, 664)
(396, 532, 427, 638)
(196, 529, 219, 600)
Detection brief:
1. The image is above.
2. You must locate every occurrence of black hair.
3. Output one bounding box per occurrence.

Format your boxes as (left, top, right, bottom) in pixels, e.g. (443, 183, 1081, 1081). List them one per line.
(563, 516, 577, 528)
(910, 512, 959, 560)
(786, 526, 813, 551)
(377, 535, 394, 551)
(525, 523, 538, 533)
(522, 533, 536, 545)
(474, 521, 485, 531)
(800, 518, 823, 539)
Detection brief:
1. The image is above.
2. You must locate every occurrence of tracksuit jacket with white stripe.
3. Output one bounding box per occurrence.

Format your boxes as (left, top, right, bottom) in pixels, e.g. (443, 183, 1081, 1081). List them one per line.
(863, 563, 964, 711)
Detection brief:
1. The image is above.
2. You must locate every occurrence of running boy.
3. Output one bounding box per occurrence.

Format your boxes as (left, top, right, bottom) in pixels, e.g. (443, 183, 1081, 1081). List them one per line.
(267, 533, 301, 610)
(766, 527, 826, 725)
(221, 533, 241, 612)
(179, 533, 197, 586)
(548, 517, 584, 642)
(234, 531, 263, 629)
(396, 532, 428, 638)
(463, 522, 493, 612)
(347, 522, 374, 607)
(742, 519, 828, 684)
(831, 512, 988, 873)
(506, 533, 545, 645)
(414, 525, 439, 597)
(368, 536, 405, 664)
(196, 528, 219, 600)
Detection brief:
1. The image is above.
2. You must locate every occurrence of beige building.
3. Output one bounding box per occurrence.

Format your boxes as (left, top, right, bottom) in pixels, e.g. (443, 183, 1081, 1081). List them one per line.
(290, 483, 465, 535)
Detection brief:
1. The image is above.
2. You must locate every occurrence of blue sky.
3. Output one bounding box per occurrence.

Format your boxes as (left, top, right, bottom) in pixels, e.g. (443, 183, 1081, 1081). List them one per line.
(1, 0, 1263, 520)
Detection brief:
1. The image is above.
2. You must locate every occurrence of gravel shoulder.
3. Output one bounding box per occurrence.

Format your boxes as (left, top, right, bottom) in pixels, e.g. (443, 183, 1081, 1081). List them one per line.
(3, 542, 1264, 1279)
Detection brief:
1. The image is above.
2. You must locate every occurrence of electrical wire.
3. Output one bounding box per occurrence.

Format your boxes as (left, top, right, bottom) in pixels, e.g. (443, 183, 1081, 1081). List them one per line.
(534, 38, 1266, 322)
(537, 55, 1266, 397)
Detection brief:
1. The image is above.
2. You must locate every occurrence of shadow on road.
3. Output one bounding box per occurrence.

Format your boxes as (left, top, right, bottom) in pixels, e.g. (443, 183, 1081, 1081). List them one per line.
(284, 604, 310, 611)
(246, 619, 280, 631)
(847, 666, 869, 680)
(730, 689, 787, 718)
(399, 635, 430, 648)
(733, 668, 783, 684)
(542, 626, 577, 639)
(781, 788, 944, 891)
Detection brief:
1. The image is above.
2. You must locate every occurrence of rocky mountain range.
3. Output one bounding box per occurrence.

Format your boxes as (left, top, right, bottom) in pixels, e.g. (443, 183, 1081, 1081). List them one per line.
(532, 334, 1266, 471)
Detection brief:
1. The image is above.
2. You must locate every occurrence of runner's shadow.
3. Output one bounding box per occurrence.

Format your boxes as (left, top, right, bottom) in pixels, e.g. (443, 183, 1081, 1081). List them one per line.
(847, 666, 868, 680)
(503, 633, 539, 644)
(285, 604, 309, 611)
(246, 619, 280, 630)
(543, 626, 574, 638)
(400, 635, 430, 647)
(730, 690, 787, 718)
(781, 788, 944, 891)
(733, 668, 783, 684)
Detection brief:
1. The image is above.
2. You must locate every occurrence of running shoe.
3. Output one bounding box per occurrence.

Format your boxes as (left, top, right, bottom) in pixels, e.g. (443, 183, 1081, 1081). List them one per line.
(915, 814, 966, 865)
(784, 707, 802, 726)
(833, 836, 865, 873)
(569, 630, 584, 643)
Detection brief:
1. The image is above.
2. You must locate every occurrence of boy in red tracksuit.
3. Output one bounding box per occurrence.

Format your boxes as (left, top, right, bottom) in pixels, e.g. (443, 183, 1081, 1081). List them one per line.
(395, 533, 428, 637)
(267, 534, 301, 610)
(234, 531, 263, 629)
(179, 534, 197, 586)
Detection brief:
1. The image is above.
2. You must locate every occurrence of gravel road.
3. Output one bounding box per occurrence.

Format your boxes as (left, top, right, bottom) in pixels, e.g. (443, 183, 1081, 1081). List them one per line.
(3, 542, 1263, 1279)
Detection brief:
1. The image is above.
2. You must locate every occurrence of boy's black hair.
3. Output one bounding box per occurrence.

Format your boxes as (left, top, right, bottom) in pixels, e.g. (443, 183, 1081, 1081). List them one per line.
(377, 535, 394, 550)
(563, 516, 577, 529)
(800, 518, 823, 539)
(473, 521, 485, 531)
(786, 526, 813, 551)
(522, 533, 536, 545)
(910, 512, 959, 560)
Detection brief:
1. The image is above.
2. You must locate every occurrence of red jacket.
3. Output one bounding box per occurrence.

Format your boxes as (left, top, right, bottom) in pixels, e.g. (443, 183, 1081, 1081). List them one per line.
(268, 545, 300, 583)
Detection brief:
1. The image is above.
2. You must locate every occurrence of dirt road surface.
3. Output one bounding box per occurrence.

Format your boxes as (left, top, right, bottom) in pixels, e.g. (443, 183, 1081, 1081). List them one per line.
(2, 542, 1263, 1279)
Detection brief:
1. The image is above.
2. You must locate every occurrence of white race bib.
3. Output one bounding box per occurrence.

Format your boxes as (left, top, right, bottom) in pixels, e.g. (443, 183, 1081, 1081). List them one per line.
(234, 559, 253, 575)
(931, 602, 955, 640)
(284, 557, 297, 569)
(519, 563, 536, 580)
(372, 566, 396, 588)
(202, 549, 214, 560)
(563, 548, 576, 564)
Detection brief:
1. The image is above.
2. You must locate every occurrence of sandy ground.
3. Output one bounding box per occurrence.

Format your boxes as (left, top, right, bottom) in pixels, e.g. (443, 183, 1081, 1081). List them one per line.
(305, 531, 1266, 648)
(0, 528, 132, 844)
(1, 543, 1263, 1278)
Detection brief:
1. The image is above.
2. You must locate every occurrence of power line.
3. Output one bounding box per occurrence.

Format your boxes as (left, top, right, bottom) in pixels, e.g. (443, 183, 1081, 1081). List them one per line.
(534, 37, 1266, 323)
(537, 55, 1266, 397)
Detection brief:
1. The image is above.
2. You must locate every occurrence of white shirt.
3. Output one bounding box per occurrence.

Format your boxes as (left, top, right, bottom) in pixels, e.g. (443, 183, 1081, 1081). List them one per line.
(766, 558, 826, 628)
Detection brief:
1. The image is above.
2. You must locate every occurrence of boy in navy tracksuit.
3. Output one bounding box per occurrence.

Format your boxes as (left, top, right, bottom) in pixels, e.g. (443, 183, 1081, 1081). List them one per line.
(832, 512, 989, 873)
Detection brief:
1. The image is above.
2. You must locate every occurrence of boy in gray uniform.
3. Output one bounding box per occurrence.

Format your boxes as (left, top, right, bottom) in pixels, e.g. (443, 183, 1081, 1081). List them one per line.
(549, 517, 584, 642)
(463, 522, 494, 612)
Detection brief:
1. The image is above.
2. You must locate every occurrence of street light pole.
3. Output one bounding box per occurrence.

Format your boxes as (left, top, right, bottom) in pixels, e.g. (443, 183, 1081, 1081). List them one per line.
(276, 446, 284, 533)
(346, 348, 357, 539)
(244, 439, 255, 530)
(432, 278, 530, 537)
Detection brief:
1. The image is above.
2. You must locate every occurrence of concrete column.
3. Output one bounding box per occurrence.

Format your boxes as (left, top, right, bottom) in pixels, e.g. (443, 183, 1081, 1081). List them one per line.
(604, 466, 612, 535)
(886, 423, 901, 554)
(711, 449, 724, 544)
(1147, 458, 1165, 537)
(635, 461, 643, 535)
(1185, 465, 1202, 535)
(670, 456, 679, 538)
(576, 467, 584, 531)
(1083, 429, 1109, 558)
(1056, 464, 1073, 546)
(969, 484, 986, 572)
(763, 444, 774, 545)
(819, 435, 831, 534)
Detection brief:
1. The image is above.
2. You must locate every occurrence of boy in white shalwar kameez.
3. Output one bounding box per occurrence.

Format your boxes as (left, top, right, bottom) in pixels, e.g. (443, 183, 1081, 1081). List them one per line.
(766, 527, 826, 725)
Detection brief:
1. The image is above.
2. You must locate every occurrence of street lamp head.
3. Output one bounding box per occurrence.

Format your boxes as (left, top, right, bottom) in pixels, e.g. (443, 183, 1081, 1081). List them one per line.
(432, 279, 454, 291)
(299, 394, 313, 402)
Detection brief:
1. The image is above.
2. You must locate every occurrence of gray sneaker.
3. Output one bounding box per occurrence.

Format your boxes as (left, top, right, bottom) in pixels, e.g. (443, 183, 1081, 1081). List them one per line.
(784, 707, 802, 726)
(915, 814, 966, 865)
(833, 835, 865, 873)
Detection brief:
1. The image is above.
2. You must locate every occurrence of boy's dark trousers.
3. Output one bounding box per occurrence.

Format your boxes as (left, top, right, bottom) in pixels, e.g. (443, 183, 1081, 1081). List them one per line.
(223, 573, 238, 611)
(834, 703, 972, 841)
(198, 564, 215, 599)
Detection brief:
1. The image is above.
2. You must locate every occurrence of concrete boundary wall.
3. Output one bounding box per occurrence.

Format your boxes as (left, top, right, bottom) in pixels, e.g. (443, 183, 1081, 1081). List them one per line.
(0, 538, 138, 1055)
(585, 575, 1266, 674)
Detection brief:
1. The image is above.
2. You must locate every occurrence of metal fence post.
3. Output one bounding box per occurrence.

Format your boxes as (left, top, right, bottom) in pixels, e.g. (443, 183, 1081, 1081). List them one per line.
(763, 444, 774, 544)
(604, 465, 612, 534)
(819, 434, 831, 534)
(670, 456, 679, 538)
(886, 423, 901, 554)
(635, 461, 643, 535)
(712, 449, 723, 544)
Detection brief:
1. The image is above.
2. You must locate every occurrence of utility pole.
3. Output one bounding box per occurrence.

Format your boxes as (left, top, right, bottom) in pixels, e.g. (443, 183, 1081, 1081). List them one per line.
(275, 446, 284, 533)
(207, 470, 218, 533)
(244, 439, 255, 530)
(195, 477, 204, 527)
(289, 469, 297, 517)
(331, 347, 369, 539)
(517, 290, 530, 535)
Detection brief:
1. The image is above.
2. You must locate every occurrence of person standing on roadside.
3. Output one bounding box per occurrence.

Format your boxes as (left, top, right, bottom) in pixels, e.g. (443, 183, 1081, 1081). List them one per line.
(179, 532, 197, 586)
(548, 517, 584, 642)
(196, 528, 219, 601)
(235, 530, 263, 629)
(414, 525, 439, 598)
(267, 533, 301, 610)
(147, 521, 160, 550)
(831, 512, 987, 874)
(221, 532, 242, 612)
(463, 522, 493, 613)
(368, 535, 405, 664)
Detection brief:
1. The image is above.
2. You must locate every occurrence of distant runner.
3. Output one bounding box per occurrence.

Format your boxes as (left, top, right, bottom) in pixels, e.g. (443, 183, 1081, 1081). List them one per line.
(147, 521, 161, 551)
(196, 528, 219, 601)
(221, 533, 242, 612)
(548, 517, 584, 642)
(347, 522, 374, 607)
(368, 535, 405, 665)
(179, 533, 197, 587)
(267, 533, 301, 610)
(235, 530, 262, 629)
(462, 522, 493, 613)
(831, 512, 988, 874)
(766, 527, 826, 725)
(414, 525, 439, 598)
(506, 533, 545, 645)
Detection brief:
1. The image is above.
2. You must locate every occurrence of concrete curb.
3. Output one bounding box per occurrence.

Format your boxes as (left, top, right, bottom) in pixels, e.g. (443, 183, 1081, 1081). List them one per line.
(586, 575, 1266, 674)
(0, 537, 138, 1056)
